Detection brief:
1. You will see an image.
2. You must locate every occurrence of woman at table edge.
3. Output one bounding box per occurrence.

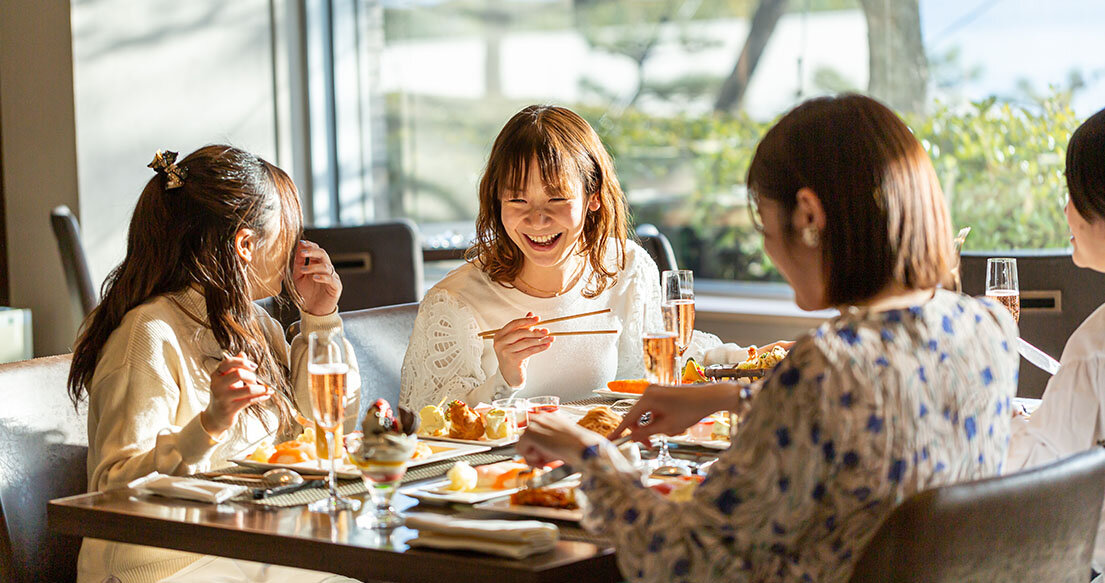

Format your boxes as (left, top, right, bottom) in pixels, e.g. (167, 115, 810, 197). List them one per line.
(518, 94, 1020, 583)
(399, 105, 721, 409)
(1005, 106, 1105, 576)
(67, 146, 360, 583)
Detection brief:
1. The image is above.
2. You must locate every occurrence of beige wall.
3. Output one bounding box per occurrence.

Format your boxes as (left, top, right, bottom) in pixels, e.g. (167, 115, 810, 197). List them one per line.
(0, 0, 82, 356)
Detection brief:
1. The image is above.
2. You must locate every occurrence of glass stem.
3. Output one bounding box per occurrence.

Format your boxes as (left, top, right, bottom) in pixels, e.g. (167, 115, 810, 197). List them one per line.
(327, 430, 338, 502)
(658, 435, 673, 463)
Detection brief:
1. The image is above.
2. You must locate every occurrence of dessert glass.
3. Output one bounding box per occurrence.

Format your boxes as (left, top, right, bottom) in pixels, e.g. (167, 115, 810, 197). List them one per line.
(346, 432, 416, 529)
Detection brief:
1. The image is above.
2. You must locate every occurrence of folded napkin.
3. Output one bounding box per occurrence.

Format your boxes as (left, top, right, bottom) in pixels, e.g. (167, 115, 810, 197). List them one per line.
(129, 473, 248, 504)
(405, 512, 559, 559)
(158, 555, 349, 583)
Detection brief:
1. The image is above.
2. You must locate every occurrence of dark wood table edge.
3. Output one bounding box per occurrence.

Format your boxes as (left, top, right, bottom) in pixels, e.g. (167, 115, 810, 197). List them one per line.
(48, 492, 621, 583)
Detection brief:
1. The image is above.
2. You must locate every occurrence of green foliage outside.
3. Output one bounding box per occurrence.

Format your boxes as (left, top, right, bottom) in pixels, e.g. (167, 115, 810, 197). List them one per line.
(580, 90, 1081, 282)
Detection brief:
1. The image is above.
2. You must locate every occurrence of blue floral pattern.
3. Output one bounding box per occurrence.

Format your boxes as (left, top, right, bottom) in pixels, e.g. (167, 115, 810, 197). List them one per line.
(579, 290, 1019, 582)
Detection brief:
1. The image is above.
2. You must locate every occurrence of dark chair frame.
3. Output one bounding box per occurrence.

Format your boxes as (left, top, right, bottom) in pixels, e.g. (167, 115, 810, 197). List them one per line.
(50, 205, 97, 326)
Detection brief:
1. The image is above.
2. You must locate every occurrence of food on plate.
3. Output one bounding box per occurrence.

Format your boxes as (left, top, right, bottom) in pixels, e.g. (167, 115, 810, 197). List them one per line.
(443, 459, 551, 492)
(649, 474, 704, 502)
(578, 406, 623, 436)
(412, 441, 434, 460)
(711, 412, 732, 441)
(484, 408, 512, 439)
(737, 345, 788, 371)
(268, 440, 315, 464)
(247, 440, 276, 463)
(606, 379, 649, 394)
(446, 461, 478, 491)
(419, 404, 448, 437)
(446, 400, 486, 440)
(510, 485, 578, 510)
(680, 359, 708, 383)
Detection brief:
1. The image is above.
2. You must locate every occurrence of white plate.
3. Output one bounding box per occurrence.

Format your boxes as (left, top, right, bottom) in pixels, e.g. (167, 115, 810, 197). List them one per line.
(473, 496, 583, 522)
(667, 435, 730, 451)
(592, 388, 641, 400)
(420, 435, 518, 448)
(403, 477, 519, 504)
(229, 441, 491, 479)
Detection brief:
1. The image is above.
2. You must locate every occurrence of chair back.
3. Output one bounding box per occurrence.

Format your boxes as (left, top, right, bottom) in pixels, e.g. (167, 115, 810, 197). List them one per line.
(305, 220, 424, 312)
(635, 223, 678, 275)
(0, 355, 86, 583)
(338, 303, 420, 422)
(849, 447, 1105, 583)
(50, 206, 98, 326)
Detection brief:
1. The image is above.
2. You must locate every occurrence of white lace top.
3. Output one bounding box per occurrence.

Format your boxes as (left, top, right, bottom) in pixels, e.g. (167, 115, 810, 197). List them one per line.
(400, 240, 718, 408)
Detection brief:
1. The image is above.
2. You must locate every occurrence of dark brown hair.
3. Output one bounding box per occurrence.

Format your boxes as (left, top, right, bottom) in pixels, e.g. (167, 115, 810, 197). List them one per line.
(68, 145, 303, 435)
(748, 94, 953, 305)
(468, 105, 629, 297)
(1067, 107, 1105, 222)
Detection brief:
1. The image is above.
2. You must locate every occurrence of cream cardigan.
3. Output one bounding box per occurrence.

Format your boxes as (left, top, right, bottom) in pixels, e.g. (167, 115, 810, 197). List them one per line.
(76, 288, 360, 583)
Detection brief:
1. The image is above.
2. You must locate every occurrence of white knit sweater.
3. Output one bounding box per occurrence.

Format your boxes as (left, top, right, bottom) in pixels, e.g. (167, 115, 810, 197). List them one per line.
(76, 288, 360, 583)
(399, 240, 719, 409)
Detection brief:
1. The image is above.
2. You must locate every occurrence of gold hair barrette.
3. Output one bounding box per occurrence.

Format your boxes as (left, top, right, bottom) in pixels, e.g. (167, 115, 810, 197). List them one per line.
(148, 149, 187, 190)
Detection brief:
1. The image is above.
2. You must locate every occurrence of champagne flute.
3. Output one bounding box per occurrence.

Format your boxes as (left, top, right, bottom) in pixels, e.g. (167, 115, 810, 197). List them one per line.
(985, 258, 1020, 322)
(307, 330, 357, 513)
(661, 270, 695, 366)
(642, 331, 687, 474)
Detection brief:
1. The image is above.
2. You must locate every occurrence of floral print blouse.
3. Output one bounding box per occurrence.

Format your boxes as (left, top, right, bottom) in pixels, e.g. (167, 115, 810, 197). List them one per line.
(578, 290, 1020, 583)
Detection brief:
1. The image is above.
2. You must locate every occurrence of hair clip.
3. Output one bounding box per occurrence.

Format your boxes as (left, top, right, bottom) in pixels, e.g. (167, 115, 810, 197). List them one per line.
(148, 149, 188, 190)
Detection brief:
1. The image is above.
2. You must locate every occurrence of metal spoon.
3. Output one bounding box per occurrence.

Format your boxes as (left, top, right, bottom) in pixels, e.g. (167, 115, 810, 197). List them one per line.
(261, 468, 305, 486)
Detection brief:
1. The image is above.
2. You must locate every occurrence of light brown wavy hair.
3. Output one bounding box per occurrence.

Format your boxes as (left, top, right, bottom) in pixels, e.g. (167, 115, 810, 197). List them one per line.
(68, 145, 304, 437)
(467, 105, 629, 298)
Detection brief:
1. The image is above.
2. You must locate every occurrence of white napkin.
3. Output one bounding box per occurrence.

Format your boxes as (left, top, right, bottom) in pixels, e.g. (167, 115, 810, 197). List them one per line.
(405, 512, 559, 559)
(703, 343, 748, 365)
(129, 473, 248, 504)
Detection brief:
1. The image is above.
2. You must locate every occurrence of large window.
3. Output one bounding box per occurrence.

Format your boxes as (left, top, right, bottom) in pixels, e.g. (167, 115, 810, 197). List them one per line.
(327, 0, 1103, 284)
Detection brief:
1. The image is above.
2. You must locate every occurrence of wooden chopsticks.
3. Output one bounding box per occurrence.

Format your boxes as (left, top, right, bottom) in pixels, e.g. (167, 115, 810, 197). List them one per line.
(478, 308, 614, 339)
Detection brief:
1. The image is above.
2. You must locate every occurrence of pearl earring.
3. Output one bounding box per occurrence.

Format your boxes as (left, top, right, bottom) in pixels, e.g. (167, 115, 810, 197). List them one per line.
(802, 226, 820, 247)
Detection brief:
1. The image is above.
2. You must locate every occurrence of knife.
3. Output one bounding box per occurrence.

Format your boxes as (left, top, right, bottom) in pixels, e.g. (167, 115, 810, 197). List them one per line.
(1017, 337, 1061, 376)
(524, 435, 633, 490)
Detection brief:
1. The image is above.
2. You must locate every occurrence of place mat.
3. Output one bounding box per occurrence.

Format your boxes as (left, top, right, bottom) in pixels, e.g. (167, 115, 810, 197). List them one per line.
(564, 396, 620, 407)
(194, 451, 518, 508)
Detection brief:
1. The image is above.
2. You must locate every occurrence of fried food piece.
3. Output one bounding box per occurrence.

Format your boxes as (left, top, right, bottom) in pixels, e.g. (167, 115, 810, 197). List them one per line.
(607, 379, 649, 394)
(446, 400, 485, 440)
(578, 406, 624, 437)
(511, 485, 578, 510)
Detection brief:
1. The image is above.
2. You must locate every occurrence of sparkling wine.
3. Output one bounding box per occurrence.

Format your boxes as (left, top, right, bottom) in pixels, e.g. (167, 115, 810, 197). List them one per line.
(308, 362, 349, 432)
(987, 290, 1020, 323)
(662, 299, 695, 354)
(643, 332, 677, 384)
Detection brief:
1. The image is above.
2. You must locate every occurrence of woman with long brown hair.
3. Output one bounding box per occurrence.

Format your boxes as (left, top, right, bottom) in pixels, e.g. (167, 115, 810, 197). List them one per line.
(400, 105, 718, 409)
(70, 146, 359, 583)
(517, 95, 1020, 582)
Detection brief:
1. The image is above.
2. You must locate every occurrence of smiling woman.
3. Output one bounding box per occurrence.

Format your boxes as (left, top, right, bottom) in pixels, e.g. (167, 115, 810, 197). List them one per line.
(399, 105, 719, 409)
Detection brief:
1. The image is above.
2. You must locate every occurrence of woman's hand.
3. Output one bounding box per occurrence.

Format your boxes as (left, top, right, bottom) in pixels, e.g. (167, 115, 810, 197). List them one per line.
(610, 382, 739, 446)
(294, 240, 342, 316)
(756, 340, 795, 355)
(203, 352, 273, 437)
(517, 412, 603, 468)
(493, 312, 553, 388)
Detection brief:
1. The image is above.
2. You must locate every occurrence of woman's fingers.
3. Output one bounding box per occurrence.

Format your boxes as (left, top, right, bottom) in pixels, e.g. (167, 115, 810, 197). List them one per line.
(231, 383, 273, 403)
(505, 334, 553, 354)
(214, 354, 257, 376)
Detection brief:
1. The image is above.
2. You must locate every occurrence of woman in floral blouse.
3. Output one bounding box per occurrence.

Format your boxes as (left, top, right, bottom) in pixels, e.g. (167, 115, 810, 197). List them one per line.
(517, 94, 1020, 583)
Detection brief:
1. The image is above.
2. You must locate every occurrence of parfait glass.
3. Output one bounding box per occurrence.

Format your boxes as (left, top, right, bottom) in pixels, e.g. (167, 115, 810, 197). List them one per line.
(346, 432, 414, 529)
(307, 330, 358, 513)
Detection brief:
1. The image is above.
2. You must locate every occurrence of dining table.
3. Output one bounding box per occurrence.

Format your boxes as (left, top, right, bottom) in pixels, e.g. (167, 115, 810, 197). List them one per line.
(46, 397, 661, 583)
